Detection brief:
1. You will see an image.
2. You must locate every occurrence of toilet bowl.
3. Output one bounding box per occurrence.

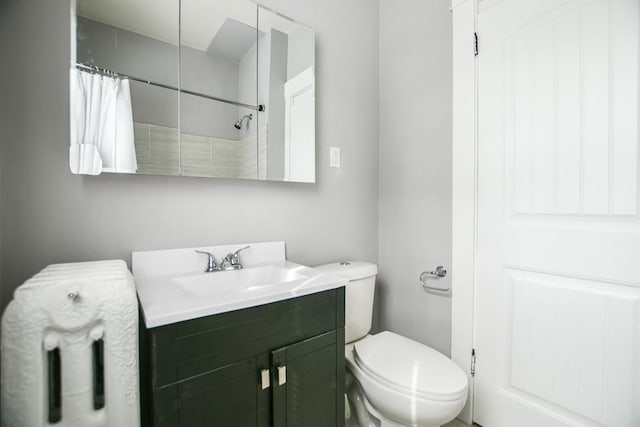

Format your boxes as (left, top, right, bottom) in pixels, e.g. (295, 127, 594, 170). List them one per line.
(314, 262, 468, 427)
(346, 332, 467, 427)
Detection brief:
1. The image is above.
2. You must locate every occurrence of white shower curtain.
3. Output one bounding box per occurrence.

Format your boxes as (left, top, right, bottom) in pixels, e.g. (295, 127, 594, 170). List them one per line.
(69, 68, 138, 175)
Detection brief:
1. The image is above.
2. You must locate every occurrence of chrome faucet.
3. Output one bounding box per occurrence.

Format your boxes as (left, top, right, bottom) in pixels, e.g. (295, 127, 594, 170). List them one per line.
(195, 246, 250, 272)
(195, 250, 219, 272)
(219, 246, 250, 271)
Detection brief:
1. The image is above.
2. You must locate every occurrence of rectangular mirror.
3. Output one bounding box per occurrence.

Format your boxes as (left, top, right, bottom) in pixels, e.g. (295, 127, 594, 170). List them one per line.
(258, 6, 316, 182)
(73, 0, 180, 175)
(179, 0, 260, 179)
(70, 0, 315, 182)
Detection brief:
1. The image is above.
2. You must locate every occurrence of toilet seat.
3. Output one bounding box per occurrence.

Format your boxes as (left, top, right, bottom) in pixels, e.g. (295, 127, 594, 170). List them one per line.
(353, 331, 468, 402)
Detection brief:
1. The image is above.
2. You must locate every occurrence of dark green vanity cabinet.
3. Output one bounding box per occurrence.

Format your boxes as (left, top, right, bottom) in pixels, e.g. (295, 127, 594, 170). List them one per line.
(139, 288, 345, 427)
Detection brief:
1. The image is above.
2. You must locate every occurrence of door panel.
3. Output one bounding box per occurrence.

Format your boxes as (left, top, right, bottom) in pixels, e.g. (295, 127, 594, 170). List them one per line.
(271, 330, 344, 427)
(501, 0, 639, 219)
(176, 358, 259, 427)
(505, 269, 640, 425)
(475, 0, 640, 426)
(284, 67, 315, 182)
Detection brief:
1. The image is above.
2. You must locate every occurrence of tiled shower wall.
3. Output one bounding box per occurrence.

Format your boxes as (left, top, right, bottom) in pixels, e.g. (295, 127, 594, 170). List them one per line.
(134, 123, 241, 178)
(237, 123, 268, 180)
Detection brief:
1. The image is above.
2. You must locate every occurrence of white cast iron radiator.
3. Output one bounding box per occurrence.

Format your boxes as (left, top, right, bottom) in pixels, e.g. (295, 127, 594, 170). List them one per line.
(1, 260, 140, 427)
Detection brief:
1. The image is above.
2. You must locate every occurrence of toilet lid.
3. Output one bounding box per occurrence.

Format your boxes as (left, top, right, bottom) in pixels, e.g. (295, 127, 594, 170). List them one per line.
(354, 331, 468, 400)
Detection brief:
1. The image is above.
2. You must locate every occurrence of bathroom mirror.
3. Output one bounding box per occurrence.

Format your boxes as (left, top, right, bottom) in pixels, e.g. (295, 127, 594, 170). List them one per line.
(256, 7, 316, 182)
(70, 0, 315, 182)
(72, 0, 181, 175)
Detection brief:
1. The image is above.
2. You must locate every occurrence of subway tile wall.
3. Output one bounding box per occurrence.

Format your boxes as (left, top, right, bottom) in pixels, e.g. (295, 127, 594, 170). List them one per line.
(237, 122, 268, 180)
(134, 123, 250, 178)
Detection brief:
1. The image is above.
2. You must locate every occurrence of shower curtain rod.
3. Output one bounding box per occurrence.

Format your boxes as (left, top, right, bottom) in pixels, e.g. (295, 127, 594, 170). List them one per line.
(74, 62, 265, 112)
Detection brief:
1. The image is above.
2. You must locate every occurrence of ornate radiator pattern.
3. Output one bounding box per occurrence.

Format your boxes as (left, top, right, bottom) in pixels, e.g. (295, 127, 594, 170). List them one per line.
(1, 260, 139, 427)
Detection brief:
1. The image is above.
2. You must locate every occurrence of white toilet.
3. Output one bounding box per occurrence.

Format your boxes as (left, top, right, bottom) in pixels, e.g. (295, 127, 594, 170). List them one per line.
(315, 261, 468, 427)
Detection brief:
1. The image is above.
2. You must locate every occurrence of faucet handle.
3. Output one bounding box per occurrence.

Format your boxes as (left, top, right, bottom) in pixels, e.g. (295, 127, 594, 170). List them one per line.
(195, 249, 218, 272)
(230, 245, 250, 268)
(233, 245, 250, 257)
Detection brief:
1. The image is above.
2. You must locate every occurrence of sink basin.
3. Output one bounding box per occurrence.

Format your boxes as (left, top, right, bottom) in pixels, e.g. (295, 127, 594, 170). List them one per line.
(133, 242, 347, 328)
(174, 265, 306, 297)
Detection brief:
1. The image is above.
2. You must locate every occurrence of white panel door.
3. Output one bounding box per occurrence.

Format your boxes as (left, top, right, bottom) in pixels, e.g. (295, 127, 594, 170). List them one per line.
(475, 0, 640, 426)
(284, 67, 315, 183)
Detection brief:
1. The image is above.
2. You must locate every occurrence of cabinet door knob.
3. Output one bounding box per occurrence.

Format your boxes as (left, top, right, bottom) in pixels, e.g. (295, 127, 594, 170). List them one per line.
(261, 369, 270, 390)
(277, 365, 287, 386)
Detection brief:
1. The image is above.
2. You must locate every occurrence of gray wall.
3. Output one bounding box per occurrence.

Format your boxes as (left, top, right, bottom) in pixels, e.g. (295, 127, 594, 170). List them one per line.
(377, 0, 453, 356)
(287, 25, 315, 80)
(0, 1, 5, 311)
(0, 0, 379, 313)
(1, 0, 456, 357)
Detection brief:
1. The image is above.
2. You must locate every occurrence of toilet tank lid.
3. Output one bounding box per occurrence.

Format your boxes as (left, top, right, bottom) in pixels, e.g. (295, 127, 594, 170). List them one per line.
(313, 261, 378, 281)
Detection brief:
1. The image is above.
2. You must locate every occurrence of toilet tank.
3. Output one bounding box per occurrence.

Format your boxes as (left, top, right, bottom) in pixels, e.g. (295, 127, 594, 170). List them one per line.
(314, 261, 378, 343)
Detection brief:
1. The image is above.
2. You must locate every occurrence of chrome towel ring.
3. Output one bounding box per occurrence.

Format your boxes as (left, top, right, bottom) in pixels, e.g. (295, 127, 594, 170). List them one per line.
(419, 266, 449, 292)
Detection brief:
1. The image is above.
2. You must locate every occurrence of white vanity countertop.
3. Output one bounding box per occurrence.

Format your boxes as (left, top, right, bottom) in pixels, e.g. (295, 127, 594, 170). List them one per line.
(133, 242, 346, 328)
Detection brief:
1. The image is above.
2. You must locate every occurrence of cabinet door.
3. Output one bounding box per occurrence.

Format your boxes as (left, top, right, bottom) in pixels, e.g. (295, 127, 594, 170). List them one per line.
(155, 357, 263, 427)
(271, 330, 345, 427)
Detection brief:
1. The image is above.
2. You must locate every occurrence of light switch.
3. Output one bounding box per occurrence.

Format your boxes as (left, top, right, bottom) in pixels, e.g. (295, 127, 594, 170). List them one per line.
(330, 147, 341, 168)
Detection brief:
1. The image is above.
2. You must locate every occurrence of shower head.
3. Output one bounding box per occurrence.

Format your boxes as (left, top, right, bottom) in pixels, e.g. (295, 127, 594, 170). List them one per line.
(234, 113, 253, 130)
